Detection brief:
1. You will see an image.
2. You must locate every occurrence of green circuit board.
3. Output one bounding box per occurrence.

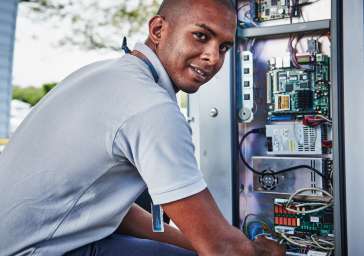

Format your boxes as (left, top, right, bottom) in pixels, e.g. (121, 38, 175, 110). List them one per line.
(274, 198, 334, 237)
(254, 0, 297, 22)
(267, 54, 330, 120)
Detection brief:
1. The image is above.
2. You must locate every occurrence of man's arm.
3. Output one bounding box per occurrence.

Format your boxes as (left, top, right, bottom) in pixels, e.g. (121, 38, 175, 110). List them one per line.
(117, 203, 194, 251)
(162, 189, 285, 256)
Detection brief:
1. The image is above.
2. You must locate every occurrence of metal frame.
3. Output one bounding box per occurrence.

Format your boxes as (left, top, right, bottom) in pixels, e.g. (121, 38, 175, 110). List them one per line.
(196, 52, 235, 223)
(238, 20, 331, 39)
(231, 0, 240, 226)
(0, 0, 18, 139)
(331, 0, 347, 255)
(341, 0, 364, 254)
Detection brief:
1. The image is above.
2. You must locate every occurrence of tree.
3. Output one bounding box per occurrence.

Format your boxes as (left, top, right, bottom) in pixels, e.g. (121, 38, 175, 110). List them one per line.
(19, 0, 162, 51)
(12, 83, 57, 106)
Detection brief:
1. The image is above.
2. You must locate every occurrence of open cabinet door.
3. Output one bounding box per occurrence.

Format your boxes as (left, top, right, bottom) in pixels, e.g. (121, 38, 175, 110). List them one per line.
(342, 0, 364, 254)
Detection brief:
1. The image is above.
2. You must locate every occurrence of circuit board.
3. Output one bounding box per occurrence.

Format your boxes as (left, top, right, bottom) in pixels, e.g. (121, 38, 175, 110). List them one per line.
(267, 54, 330, 120)
(274, 198, 334, 237)
(312, 54, 330, 117)
(254, 0, 299, 22)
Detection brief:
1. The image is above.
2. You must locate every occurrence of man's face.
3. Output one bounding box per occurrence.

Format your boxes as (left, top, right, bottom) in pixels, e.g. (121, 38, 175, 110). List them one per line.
(156, 2, 236, 93)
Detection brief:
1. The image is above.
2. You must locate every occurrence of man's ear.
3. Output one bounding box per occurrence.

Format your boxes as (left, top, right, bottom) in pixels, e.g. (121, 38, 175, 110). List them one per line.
(148, 15, 165, 46)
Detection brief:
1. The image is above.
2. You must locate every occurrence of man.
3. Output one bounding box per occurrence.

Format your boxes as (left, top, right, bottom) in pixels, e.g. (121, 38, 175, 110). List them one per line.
(0, 0, 284, 255)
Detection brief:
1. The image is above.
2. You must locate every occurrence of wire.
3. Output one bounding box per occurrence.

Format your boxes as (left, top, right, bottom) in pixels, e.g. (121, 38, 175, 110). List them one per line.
(311, 235, 335, 251)
(238, 2, 257, 28)
(280, 232, 335, 251)
(306, 0, 321, 4)
(315, 115, 332, 123)
(285, 187, 333, 214)
(274, 164, 324, 177)
(286, 202, 333, 214)
(241, 213, 273, 235)
(288, 34, 311, 69)
(294, 202, 328, 207)
(237, 2, 249, 11)
(279, 232, 312, 248)
(239, 128, 325, 178)
(239, 128, 264, 175)
(303, 115, 332, 127)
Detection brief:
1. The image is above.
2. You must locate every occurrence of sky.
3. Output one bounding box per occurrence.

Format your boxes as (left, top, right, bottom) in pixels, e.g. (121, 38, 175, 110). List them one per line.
(12, 3, 145, 87)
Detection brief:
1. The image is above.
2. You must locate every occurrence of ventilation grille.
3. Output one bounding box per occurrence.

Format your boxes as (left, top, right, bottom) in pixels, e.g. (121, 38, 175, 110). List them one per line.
(297, 126, 317, 152)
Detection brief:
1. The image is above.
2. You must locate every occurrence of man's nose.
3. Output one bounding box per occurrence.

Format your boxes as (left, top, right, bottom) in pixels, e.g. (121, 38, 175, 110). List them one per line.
(201, 44, 220, 66)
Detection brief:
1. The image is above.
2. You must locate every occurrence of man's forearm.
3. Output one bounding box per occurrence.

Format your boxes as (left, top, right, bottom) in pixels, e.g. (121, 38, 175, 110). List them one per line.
(162, 189, 252, 256)
(117, 203, 194, 251)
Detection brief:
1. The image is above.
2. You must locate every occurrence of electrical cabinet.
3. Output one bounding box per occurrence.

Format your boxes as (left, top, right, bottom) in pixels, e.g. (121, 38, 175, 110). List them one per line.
(187, 0, 364, 255)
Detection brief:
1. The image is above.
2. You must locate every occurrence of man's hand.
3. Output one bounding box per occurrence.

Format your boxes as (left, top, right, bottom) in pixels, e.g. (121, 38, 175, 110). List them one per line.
(251, 237, 285, 256)
(162, 189, 285, 256)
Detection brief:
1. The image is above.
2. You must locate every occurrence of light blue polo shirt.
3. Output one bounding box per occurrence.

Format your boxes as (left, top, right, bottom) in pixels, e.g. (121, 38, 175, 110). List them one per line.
(0, 43, 207, 256)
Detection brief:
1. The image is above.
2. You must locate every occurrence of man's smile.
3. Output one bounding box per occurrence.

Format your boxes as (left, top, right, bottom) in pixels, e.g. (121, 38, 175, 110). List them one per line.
(189, 64, 211, 82)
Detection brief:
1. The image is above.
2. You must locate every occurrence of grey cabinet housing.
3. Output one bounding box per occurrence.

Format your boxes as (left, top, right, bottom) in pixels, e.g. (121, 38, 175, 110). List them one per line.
(188, 0, 364, 255)
(0, 0, 18, 139)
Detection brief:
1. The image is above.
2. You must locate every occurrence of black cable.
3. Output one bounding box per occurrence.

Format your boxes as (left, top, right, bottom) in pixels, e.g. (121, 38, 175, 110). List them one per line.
(274, 164, 324, 177)
(239, 128, 264, 175)
(239, 128, 325, 178)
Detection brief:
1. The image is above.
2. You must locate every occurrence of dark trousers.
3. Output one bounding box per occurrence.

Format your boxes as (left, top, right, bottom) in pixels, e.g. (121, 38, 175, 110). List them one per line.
(64, 233, 197, 256)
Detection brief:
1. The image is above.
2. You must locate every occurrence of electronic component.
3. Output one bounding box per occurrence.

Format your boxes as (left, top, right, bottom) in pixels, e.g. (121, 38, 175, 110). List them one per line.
(274, 187, 334, 254)
(307, 38, 320, 54)
(239, 51, 255, 123)
(254, 0, 301, 22)
(267, 54, 330, 120)
(252, 156, 331, 194)
(265, 121, 323, 155)
(274, 198, 333, 237)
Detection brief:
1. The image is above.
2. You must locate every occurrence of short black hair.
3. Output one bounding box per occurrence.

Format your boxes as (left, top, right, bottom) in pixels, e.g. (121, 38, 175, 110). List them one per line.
(157, 0, 235, 17)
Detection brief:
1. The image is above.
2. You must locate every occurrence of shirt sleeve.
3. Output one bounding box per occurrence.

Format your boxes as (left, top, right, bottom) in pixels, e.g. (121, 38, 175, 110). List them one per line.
(112, 102, 207, 205)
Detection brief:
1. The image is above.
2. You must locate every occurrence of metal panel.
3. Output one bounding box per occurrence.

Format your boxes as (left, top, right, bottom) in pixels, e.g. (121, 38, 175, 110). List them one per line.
(0, 61, 12, 70)
(0, 1, 16, 12)
(238, 20, 331, 39)
(0, 0, 18, 138)
(342, 0, 364, 254)
(187, 92, 201, 168)
(198, 53, 234, 223)
(0, 50, 11, 59)
(331, 0, 346, 254)
(0, 10, 16, 23)
(0, 25, 15, 36)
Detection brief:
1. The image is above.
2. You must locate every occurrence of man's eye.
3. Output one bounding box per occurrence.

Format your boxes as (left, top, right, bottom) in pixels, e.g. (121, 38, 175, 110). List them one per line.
(220, 45, 231, 53)
(193, 32, 207, 41)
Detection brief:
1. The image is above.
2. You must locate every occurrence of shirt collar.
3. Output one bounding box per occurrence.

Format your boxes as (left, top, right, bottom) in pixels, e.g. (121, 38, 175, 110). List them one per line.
(134, 42, 177, 102)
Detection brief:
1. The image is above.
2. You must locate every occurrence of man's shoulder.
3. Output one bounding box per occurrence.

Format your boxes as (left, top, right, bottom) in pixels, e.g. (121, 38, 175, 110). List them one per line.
(59, 54, 148, 84)
(95, 54, 155, 81)
(73, 55, 176, 112)
(57, 55, 160, 94)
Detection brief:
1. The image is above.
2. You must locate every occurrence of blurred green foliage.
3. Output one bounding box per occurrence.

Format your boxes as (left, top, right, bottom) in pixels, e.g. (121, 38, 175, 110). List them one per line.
(19, 0, 162, 51)
(12, 83, 57, 106)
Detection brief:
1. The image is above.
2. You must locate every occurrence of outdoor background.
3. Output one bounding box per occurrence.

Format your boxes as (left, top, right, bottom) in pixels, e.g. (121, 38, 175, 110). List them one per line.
(11, 0, 187, 134)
